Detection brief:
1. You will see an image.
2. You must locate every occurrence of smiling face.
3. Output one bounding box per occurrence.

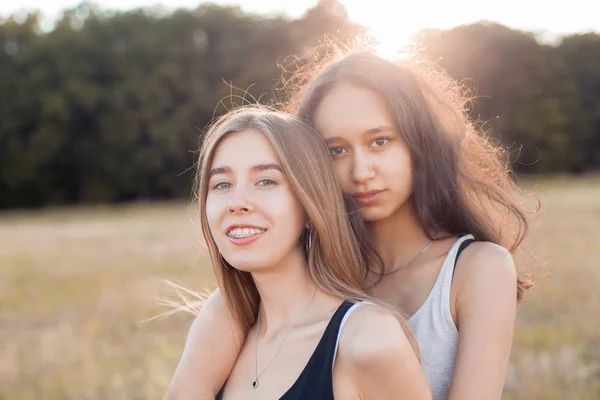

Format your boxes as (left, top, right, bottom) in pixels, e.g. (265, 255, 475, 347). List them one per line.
(205, 129, 307, 272)
(312, 82, 413, 222)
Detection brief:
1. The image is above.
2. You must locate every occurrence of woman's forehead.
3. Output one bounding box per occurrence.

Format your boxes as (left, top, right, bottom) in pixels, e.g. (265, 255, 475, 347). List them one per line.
(312, 82, 394, 139)
(210, 130, 278, 168)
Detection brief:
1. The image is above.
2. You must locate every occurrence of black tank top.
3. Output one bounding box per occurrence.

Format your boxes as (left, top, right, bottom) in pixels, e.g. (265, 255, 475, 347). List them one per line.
(216, 300, 354, 400)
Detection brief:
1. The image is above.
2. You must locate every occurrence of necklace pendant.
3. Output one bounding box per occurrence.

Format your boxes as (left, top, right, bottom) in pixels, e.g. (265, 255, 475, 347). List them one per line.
(252, 380, 258, 389)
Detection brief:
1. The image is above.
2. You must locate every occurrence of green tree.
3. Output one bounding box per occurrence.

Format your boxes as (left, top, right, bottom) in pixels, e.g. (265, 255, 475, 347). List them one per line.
(421, 23, 576, 172)
(557, 33, 600, 172)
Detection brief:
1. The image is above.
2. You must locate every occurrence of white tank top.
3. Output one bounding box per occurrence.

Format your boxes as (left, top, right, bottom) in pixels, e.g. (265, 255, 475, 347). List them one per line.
(408, 234, 474, 400)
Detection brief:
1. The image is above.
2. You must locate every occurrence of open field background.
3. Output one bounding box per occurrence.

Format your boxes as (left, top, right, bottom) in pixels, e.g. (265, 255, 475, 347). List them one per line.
(1, 176, 599, 399)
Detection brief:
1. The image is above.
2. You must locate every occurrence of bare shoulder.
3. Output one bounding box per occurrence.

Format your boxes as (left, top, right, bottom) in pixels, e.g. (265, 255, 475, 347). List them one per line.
(164, 288, 242, 400)
(192, 288, 230, 324)
(188, 287, 241, 343)
(204, 287, 228, 312)
(336, 303, 414, 367)
(455, 241, 516, 284)
(453, 241, 517, 309)
(333, 303, 430, 399)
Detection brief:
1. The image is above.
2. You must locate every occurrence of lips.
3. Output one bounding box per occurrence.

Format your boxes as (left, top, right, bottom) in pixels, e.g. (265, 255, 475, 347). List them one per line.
(225, 224, 267, 245)
(353, 190, 383, 207)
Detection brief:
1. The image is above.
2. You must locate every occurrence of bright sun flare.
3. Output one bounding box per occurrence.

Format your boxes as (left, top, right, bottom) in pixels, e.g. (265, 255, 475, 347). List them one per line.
(370, 25, 421, 59)
(339, 0, 436, 58)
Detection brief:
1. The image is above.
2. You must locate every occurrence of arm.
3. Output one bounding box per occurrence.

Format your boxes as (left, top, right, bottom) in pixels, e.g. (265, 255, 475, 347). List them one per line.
(447, 243, 518, 400)
(336, 305, 432, 400)
(164, 288, 244, 400)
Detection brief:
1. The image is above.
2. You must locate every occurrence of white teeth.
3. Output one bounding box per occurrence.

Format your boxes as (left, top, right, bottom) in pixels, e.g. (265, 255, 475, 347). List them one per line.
(227, 227, 266, 238)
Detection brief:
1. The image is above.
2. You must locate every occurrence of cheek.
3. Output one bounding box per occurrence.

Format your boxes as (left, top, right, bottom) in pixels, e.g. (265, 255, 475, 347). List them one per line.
(383, 147, 413, 188)
(384, 140, 411, 170)
(390, 153, 412, 176)
(205, 196, 224, 236)
(332, 160, 352, 190)
(273, 195, 306, 240)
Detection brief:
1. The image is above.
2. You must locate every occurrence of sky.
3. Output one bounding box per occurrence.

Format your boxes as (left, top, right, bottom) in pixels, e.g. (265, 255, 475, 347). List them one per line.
(2, 0, 599, 44)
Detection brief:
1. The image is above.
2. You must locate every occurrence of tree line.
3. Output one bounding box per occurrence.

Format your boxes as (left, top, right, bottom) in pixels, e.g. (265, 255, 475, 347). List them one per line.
(1, 1, 598, 208)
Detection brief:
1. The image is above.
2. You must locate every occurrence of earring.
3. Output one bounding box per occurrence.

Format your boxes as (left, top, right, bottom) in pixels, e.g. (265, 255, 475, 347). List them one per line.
(305, 228, 312, 254)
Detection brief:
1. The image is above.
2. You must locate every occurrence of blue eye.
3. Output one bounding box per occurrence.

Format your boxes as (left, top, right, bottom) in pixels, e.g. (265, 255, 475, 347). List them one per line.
(257, 179, 276, 187)
(329, 147, 347, 157)
(213, 182, 231, 190)
(370, 137, 389, 147)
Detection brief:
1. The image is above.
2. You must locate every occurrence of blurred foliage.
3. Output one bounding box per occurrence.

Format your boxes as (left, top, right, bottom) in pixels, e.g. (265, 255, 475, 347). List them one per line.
(420, 24, 600, 173)
(0, 1, 599, 208)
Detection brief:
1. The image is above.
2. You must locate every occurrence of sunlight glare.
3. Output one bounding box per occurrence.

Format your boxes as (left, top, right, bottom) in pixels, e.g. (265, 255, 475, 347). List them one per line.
(340, 1, 431, 59)
(371, 26, 420, 60)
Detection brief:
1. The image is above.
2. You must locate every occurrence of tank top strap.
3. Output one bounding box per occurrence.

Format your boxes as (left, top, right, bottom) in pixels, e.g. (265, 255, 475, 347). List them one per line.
(279, 300, 354, 400)
(331, 301, 373, 370)
(452, 236, 476, 277)
(438, 234, 475, 319)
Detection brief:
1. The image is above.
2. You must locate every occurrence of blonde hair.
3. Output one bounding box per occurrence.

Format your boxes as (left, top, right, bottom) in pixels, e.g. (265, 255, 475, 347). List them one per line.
(195, 106, 417, 351)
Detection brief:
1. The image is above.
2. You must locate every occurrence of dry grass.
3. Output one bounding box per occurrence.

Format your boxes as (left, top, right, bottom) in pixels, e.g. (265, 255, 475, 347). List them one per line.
(504, 175, 600, 399)
(0, 202, 214, 399)
(1, 176, 599, 399)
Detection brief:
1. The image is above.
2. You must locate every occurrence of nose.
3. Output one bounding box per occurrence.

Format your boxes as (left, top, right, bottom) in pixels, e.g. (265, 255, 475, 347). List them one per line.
(351, 151, 376, 184)
(227, 184, 253, 214)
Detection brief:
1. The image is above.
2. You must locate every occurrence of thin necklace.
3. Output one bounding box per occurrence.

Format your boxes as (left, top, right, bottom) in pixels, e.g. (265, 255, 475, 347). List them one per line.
(372, 239, 434, 276)
(252, 286, 318, 389)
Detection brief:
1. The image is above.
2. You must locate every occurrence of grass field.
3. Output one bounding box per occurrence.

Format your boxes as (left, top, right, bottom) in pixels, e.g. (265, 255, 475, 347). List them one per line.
(1, 176, 599, 399)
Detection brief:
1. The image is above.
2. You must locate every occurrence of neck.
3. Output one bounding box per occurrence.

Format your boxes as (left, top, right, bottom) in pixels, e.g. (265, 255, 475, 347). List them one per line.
(252, 249, 317, 337)
(367, 199, 431, 272)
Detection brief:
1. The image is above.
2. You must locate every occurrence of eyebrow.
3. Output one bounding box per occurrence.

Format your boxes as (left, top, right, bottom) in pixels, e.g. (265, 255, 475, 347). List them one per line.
(324, 126, 396, 144)
(208, 163, 282, 178)
(252, 163, 282, 173)
(208, 166, 231, 179)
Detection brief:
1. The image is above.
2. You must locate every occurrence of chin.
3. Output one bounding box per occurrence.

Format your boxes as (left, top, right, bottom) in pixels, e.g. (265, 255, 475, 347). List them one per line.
(222, 255, 271, 273)
(360, 206, 393, 222)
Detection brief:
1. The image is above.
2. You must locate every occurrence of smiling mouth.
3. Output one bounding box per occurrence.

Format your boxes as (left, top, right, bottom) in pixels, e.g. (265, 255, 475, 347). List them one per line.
(226, 227, 266, 239)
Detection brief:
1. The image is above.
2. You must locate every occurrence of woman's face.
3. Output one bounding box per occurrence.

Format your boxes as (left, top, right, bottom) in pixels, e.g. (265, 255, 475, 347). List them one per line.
(313, 82, 413, 222)
(205, 129, 306, 272)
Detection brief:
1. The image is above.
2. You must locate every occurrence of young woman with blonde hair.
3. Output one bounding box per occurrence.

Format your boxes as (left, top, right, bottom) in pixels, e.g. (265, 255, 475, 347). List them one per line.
(173, 106, 430, 399)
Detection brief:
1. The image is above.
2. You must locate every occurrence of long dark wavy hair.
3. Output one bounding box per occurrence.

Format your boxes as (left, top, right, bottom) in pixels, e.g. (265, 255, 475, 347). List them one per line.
(280, 45, 535, 300)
